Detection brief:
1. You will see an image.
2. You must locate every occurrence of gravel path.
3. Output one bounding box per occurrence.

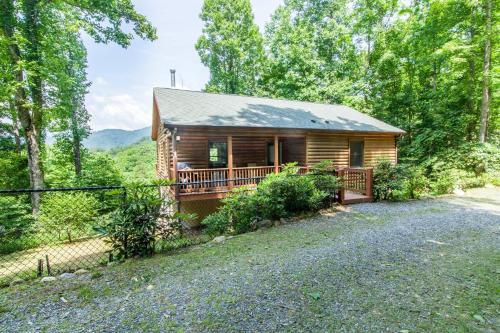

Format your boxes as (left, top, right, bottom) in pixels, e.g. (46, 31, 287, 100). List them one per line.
(1, 188, 499, 332)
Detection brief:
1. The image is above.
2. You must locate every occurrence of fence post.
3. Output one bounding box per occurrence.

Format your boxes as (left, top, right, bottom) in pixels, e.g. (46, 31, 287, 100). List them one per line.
(37, 259, 44, 277)
(337, 169, 345, 204)
(366, 168, 373, 201)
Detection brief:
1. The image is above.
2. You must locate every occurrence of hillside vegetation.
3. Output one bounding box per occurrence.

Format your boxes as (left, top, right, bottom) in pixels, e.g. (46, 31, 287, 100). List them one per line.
(108, 139, 156, 182)
(83, 127, 151, 150)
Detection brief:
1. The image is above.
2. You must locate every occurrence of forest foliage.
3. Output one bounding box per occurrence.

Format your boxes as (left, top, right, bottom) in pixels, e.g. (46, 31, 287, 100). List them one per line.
(197, 0, 498, 162)
(0, 0, 498, 222)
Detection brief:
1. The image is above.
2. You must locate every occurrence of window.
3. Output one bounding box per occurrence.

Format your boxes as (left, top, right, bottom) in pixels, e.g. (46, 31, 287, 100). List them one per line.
(349, 140, 364, 167)
(208, 141, 227, 168)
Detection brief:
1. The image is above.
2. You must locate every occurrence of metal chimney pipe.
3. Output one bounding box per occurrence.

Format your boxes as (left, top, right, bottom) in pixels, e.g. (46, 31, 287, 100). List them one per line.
(170, 69, 176, 88)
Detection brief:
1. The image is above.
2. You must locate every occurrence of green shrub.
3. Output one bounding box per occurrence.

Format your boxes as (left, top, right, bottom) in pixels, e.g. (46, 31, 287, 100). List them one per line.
(202, 163, 329, 235)
(202, 187, 261, 236)
(430, 168, 489, 195)
(373, 160, 405, 201)
(96, 183, 163, 259)
(483, 172, 500, 186)
(431, 171, 456, 195)
(37, 192, 99, 243)
(257, 165, 326, 219)
(221, 187, 260, 234)
(307, 160, 340, 204)
(402, 166, 430, 199)
(201, 210, 230, 236)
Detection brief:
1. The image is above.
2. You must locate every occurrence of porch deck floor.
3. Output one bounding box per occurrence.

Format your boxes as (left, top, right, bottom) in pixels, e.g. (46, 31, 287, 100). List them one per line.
(342, 190, 372, 204)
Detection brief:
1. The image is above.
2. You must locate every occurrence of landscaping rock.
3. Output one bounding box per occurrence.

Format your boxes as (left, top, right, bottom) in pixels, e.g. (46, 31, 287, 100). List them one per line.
(279, 218, 287, 224)
(212, 236, 226, 243)
(74, 269, 89, 275)
(40, 276, 57, 283)
(257, 219, 272, 228)
(10, 277, 24, 286)
(453, 188, 465, 196)
(59, 273, 76, 280)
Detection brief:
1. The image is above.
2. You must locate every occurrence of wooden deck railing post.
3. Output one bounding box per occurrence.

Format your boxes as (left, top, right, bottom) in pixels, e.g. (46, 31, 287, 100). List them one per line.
(366, 167, 373, 200)
(274, 135, 279, 174)
(228, 136, 233, 190)
(337, 169, 345, 204)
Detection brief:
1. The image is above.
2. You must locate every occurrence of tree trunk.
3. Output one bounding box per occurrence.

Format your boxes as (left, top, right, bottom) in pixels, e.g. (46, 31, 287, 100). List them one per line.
(71, 102, 82, 177)
(25, 127, 44, 212)
(479, 0, 492, 143)
(9, 103, 22, 154)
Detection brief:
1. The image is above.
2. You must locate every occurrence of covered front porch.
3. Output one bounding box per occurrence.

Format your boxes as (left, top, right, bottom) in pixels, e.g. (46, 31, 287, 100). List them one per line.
(170, 134, 308, 200)
(165, 133, 372, 204)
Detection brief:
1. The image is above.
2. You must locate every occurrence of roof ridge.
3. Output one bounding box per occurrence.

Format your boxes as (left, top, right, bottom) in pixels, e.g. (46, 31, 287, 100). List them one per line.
(153, 87, 351, 109)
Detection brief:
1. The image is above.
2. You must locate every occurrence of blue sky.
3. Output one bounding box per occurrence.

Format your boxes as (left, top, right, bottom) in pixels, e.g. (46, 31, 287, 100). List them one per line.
(84, 0, 282, 131)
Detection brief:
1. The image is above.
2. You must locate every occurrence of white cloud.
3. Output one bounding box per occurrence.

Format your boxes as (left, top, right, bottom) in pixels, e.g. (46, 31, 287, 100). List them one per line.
(86, 93, 151, 131)
(93, 76, 108, 86)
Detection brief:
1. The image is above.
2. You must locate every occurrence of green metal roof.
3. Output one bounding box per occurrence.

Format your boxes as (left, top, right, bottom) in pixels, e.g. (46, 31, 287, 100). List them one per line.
(154, 88, 404, 134)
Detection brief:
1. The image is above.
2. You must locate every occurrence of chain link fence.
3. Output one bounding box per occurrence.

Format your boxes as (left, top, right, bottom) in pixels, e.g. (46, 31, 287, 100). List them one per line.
(0, 170, 346, 287)
(0, 186, 131, 286)
(0, 180, 257, 287)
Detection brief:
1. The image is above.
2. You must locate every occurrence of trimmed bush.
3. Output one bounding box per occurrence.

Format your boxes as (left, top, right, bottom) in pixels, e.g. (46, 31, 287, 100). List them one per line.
(257, 164, 327, 219)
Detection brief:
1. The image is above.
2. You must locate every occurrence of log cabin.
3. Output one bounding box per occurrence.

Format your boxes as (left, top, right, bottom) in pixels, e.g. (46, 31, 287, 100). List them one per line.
(151, 88, 404, 222)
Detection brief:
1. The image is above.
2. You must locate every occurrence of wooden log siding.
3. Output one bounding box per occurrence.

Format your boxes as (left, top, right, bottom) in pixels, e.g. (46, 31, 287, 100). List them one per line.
(306, 134, 397, 168)
(156, 126, 170, 178)
(363, 137, 397, 166)
(306, 135, 349, 167)
(282, 137, 306, 165)
(233, 136, 270, 167)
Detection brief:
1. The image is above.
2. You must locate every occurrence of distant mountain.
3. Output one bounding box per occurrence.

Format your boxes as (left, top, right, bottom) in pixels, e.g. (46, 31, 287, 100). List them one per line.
(83, 127, 151, 150)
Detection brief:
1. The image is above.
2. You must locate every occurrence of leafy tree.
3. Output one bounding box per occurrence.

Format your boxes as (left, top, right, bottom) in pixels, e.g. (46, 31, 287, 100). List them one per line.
(49, 32, 91, 177)
(261, 0, 362, 106)
(37, 192, 99, 243)
(44, 143, 122, 188)
(261, 0, 498, 162)
(0, 0, 157, 212)
(196, 0, 265, 94)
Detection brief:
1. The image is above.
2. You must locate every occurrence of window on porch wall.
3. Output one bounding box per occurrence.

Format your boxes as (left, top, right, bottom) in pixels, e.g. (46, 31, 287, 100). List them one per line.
(208, 141, 228, 168)
(349, 140, 364, 168)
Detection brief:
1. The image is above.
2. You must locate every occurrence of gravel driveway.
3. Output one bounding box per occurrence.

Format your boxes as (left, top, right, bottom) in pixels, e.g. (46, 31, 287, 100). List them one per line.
(1, 188, 499, 332)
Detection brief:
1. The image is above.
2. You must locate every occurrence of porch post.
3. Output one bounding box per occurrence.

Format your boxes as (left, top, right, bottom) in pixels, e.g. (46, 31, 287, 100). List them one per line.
(274, 135, 279, 174)
(228, 136, 233, 189)
(366, 167, 373, 201)
(172, 128, 179, 196)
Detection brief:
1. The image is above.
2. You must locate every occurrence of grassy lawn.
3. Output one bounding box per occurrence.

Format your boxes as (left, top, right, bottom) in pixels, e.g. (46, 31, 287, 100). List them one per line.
(0, 188, 499, 332)
(0, 237, 110, 286)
